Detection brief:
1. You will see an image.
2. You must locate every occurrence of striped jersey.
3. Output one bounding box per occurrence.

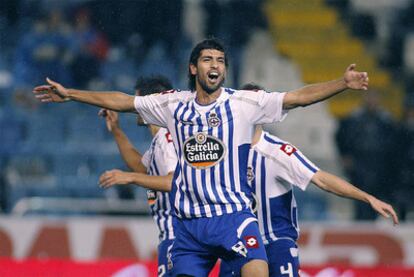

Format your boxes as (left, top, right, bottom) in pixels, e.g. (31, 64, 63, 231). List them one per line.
(134, 88, 287, 218)
(142, 128, 177, 241)
(248, 131, 319, 244)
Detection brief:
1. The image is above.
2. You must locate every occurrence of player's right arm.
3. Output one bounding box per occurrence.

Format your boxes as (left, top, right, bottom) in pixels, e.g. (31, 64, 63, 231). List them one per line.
(99, 169, 173, 192)
(33, 78, 136, 112)
(311, 170, 399, 225)
(99, 109, 147, 173)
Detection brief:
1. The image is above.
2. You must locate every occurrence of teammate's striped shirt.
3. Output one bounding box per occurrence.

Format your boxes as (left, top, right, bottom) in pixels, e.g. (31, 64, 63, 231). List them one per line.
(248, 131, 319, 244)
(135, 88, 287, 218)
(142, 128, 177, 241)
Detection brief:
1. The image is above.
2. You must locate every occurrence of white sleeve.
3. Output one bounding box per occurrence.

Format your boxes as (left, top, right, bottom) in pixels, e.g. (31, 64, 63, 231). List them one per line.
(279, 145, 319, 191)
(242, 90, 288, 124)
(134, 93, 171, 127)
(158, 134, 178, 174)
(141, 150, 151, 172)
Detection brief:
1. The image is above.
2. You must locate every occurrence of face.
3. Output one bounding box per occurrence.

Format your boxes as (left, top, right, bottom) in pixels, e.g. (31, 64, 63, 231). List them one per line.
(190, 49, 226, 94)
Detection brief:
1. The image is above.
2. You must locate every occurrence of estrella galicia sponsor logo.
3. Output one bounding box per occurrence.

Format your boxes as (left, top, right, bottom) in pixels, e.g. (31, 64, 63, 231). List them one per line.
(207, 112, 221, 128)
(183, 132, 226, 169)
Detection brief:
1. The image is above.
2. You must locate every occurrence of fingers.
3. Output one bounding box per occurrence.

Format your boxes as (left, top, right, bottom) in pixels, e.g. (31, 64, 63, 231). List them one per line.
(33, 85, 53, 92)
(46, 77, 58, 87)
(98, 109, 108, 117)
(34, 93, 53, 102)
(347, 63, 356, 72)
(386, 206, 399, 225)
(99, 170, 122, 188)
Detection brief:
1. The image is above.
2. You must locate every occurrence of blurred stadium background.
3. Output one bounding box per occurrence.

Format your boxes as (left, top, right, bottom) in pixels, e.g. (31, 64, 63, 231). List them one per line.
(0, 0, 414, 276)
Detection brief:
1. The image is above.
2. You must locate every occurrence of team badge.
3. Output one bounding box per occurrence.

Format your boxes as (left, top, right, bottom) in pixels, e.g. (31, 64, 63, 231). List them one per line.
(207, 112, 221, 128)
(280, 143, 297, 156)
(183, 132, 226, 169)
(244, 236, 259, 248)
(247, 166, 255, 182)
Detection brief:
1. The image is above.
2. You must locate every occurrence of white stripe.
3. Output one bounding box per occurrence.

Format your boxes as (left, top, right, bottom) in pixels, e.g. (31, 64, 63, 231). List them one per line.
(237, 217, 258, 238)
(255, 157, 268, 244)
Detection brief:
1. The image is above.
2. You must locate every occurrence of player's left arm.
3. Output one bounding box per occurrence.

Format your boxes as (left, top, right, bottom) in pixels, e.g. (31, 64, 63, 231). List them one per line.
(283, 64, 368, 109)
(99, 169, 173, 192)
(311, 170, 399, 225)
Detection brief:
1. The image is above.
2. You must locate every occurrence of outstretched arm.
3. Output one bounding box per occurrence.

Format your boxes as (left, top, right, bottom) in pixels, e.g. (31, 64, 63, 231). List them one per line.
(99, 109, 147, 173)
(312, 170, 399, 225)
(99, 169, 173, 192)
(33, 78, 136, 112)
(283, 64, 369, 109)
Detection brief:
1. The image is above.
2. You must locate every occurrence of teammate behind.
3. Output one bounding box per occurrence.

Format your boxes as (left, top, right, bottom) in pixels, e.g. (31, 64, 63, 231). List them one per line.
(33, 38, 369, 276)
(99, 76, 177, 276)
(218, 83, 398, 277)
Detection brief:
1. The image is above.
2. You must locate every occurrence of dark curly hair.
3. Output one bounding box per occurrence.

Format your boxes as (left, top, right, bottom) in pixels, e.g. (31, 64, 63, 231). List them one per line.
(188, 38, 229, 91)
(134, 75, 173, 96)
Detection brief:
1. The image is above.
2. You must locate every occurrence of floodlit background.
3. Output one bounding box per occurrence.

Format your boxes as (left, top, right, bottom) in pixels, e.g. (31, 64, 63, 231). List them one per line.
(0, 0, 413, 276)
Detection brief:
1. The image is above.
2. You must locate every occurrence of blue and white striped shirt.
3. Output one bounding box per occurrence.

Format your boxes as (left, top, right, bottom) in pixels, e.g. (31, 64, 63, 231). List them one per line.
(142, 128, 177, 241)
(135, 88, 287, 218)
(248, 131, 319, 244)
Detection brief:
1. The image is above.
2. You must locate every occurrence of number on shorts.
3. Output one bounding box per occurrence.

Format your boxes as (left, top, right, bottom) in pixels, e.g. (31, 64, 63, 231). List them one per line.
(158, 264, 166, 277)
(280, 262, 293, 277)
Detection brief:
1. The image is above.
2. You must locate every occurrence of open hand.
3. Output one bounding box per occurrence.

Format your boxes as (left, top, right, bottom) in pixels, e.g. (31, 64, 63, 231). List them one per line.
(343, 64, 369, 91)
(367, 196, 399, 225)
(99, 169, 132, 188)
(33, 78, 70, 103)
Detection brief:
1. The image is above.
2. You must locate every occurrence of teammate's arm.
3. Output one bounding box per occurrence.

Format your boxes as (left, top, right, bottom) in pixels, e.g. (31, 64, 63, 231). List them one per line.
(311, 170, 399, 225)
(99, 109, 147, 173)
(283, 64, 369, 109)
(99, 169, 173, 192)
(33, 78, 136, 112)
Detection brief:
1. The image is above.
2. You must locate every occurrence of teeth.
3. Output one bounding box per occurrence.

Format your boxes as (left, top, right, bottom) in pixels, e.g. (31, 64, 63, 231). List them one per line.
(209, 72, 219, 77)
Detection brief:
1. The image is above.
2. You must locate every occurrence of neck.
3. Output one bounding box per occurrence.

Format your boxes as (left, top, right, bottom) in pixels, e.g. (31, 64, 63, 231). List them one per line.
(252, 126, 262, 146)
(149, 124, 160, 137)
(195, 85, 221, 105)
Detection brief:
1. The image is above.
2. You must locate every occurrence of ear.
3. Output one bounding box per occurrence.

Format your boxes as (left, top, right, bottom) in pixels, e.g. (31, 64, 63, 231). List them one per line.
(189, 63, 197, 76)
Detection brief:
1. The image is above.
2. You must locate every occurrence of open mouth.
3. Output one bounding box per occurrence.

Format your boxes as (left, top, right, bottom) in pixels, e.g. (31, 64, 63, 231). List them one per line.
(208, 72, 219, 83)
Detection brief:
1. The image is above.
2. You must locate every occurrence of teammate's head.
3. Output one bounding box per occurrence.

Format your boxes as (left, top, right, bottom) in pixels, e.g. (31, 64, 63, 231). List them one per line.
(134, 75, 173, 125)
(188, 38, 228, 93)
(134, 75, 173, 96)
(240, 83, 265, 91)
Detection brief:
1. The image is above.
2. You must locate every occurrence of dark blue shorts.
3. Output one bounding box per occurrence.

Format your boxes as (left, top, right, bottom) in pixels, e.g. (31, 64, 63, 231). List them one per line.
(219, 239, 300, 277)
(266, 239, 300, 277)
(158, 238, 174, 277)
(170, 209, 267, 276)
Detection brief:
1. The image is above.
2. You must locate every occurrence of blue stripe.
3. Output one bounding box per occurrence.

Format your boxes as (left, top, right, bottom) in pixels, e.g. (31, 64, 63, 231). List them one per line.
(216, 106, 237, 213)
(251, 151, 258, 193)
(263, 133, 283, 145)
(260, 156, 272, 243)
(293, 152, 318, 173)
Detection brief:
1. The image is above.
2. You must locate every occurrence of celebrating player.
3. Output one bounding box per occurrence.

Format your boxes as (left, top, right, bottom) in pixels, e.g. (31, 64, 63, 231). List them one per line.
(33, 38, 369, 276)
(99, 76, 177, 276)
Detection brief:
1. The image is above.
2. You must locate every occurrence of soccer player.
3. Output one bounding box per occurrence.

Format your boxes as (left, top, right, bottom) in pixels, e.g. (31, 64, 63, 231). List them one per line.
(33, 38, 369, 276)
(98, 76, 177, 277)
(217, 83, 399, 277)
